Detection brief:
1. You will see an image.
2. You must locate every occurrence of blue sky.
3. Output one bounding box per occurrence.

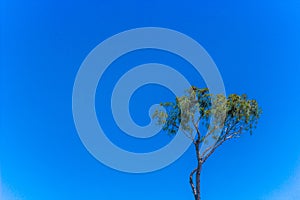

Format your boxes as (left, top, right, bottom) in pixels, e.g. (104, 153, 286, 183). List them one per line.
(1, 0, 300, 199)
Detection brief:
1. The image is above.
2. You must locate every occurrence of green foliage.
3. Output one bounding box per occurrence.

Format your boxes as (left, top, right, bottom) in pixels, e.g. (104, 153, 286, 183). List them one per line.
(152, 86, 262, 143)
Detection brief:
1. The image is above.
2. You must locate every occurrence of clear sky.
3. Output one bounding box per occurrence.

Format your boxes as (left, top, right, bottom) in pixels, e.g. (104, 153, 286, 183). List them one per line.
(1, 0, 300, 200)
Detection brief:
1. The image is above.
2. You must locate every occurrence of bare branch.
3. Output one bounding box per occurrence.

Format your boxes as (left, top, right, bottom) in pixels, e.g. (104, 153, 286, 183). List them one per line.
(181, 129, 196, 143)
(200, 145, 214, 159)
(189, 168, 198, 197)
(202, 129, 244, 163)
(192, 117, 201, 142)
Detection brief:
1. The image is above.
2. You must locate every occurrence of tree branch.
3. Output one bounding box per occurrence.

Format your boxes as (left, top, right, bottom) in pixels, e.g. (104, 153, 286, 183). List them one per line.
(202, 129, 243, 163)
(200, 145, 213, 159)
(192, 117, 201, 142)
(189, 167, 198, 197)
(182, 129, 196, 143)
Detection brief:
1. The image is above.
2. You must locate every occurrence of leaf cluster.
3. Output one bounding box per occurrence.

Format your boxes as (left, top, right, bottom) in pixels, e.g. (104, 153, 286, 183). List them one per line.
(152, 86, 262, 144)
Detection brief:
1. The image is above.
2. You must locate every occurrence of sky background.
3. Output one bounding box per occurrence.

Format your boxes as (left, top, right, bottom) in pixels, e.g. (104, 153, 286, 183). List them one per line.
(1, 0, 300, 200)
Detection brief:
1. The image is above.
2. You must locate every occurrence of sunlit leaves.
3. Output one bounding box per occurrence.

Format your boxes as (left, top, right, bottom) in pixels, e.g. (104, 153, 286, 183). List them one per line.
(152, 86, 262, 141)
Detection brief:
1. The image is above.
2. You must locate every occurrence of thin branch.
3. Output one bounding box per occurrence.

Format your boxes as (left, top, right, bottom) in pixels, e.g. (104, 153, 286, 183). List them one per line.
(201, 125, 218, 142)
(200, 145, 213, 159)
(182, 129, 196, 143)
(202, 129, 243, 163)
(172, 122, 179, 129)
(189, 167, 198, 197)
(192, 118, 201, 142)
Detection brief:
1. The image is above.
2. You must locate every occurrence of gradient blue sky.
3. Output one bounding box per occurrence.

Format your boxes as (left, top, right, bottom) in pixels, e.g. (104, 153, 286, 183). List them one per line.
(1, 0, 300, 200)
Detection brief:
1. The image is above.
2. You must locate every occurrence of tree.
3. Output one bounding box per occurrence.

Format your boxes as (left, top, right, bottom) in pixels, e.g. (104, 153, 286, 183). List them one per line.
(152, 86, 262, 200)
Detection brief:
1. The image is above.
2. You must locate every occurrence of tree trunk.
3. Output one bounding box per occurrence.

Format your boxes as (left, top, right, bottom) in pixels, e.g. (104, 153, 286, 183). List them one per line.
(190, 142, 202, 200)
(196, 164, 202, 200)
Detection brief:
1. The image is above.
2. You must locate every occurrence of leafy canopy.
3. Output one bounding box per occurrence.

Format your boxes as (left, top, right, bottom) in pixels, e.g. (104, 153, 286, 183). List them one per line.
(153, 86, 262, 160)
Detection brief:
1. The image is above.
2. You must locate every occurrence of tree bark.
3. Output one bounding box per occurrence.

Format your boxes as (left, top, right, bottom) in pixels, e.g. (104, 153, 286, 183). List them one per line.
(190, 142, 202, 200)
(189, 168, 197, 198)
(195, 164, 202, 200)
